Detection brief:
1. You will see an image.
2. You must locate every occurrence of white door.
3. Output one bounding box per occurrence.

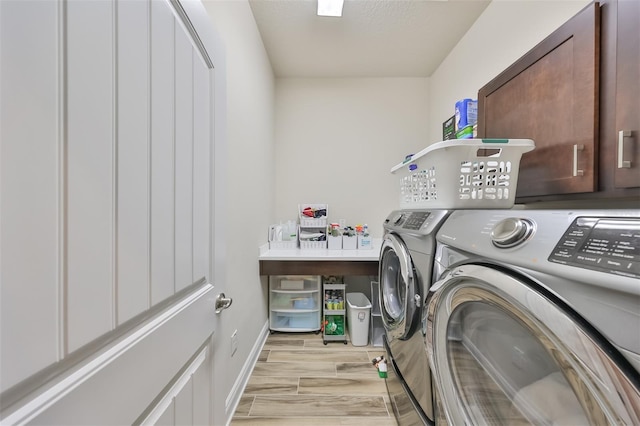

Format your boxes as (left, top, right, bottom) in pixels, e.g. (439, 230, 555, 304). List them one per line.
(0, 0, 227, 423)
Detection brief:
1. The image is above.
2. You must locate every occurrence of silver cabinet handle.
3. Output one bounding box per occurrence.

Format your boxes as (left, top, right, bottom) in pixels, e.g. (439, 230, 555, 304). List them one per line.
(215, 293, 232, 314)
(618, 130, 632, 168)
(573, 144, 584, 177)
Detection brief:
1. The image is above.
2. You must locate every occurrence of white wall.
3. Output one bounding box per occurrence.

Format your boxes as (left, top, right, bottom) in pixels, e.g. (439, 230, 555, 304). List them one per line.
(428, 0, 591, 143)
(201, 1, 275, 424)
(275, 78, 429, 236)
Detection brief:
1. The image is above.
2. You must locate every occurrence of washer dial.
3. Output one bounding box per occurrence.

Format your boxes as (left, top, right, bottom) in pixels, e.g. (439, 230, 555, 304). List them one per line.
(491, 217, 535, 248)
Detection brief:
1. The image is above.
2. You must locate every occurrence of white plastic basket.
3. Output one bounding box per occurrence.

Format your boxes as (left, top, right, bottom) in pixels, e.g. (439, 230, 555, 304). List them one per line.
(391, 139, 534, 209)
(299, 204, 328, 227)
(269, 241, 298, 250)
(300, 240, 327, 250)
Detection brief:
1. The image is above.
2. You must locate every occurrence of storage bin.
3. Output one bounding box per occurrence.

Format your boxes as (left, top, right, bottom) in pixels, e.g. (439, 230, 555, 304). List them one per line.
(268, 222, 298, 249)
(347, 292, 372, 346)
(299, 226, 326, 249)
(269, 276, 321, 332)
(293, 297, 315, 309)
(342, 235, 357, 250)
(358, 235, 372, 249)
(391, 139, 534, 209)
(324, 315, 344, 336)
(289, 312, 319, 329)
(327, 235, 342, 250)
(269, 241, 297, 250)
(300, 240, 327, 250)
(280, 279, 304, 290)
(299, 203, 328, 227)
(273, 314, 289, 329)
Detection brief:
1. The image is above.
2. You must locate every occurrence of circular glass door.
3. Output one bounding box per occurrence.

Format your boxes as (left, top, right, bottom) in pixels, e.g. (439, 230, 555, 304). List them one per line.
(426, 264, 640, 425)
(378, 233, 416, 341)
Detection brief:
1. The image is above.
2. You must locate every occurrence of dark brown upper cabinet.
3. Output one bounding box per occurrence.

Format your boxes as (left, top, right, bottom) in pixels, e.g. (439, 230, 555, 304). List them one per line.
(477, 3, 600, 199)
(603, 0, 639, 190)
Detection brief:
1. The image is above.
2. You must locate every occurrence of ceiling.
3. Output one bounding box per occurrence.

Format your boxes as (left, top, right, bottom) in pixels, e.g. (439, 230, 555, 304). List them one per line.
(248, 0, 491, 78)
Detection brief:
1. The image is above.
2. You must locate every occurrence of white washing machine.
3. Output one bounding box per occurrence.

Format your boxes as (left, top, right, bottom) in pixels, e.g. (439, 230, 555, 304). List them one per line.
(379, 209, 450, 425)
(425, 209, 640, 424)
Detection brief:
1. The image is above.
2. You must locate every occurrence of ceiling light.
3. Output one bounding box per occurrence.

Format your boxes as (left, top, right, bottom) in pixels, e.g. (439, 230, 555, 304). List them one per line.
(317, 0, 344, 17)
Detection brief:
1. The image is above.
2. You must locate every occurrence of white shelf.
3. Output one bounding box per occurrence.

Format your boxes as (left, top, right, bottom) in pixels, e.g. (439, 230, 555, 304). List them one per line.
(259, 238, 381, 261)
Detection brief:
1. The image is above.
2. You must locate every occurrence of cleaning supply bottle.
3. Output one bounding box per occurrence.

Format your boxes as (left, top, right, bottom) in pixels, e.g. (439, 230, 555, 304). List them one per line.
(378, 360, 388, 378)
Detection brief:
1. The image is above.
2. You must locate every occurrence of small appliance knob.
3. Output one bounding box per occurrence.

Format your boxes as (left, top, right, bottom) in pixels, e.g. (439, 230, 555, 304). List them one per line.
(491, 217, 535, 248)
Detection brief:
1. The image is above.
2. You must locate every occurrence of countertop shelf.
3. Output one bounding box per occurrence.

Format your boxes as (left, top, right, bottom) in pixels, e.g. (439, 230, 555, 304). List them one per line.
(259, 239, 381, 276)
(259, 238, 381, 261)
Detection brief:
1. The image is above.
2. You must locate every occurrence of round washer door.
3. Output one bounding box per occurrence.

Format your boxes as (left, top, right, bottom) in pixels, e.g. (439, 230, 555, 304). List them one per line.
(425, 263, 640, 425)
(378, 233, 419, 341)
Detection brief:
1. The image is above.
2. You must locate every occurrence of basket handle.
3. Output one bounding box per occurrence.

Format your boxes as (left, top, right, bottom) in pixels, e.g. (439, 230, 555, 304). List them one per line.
(390, 139, 535, 173)
(476, 147, 502, 158)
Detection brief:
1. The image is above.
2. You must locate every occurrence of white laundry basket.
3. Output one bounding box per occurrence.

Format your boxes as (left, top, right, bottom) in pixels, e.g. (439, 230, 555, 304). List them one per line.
(347, 293, 372, 346)
(391, 138, 535, 209)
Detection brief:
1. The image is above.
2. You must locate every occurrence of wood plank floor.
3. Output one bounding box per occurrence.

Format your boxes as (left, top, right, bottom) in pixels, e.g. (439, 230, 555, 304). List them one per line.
(230, 332, 398, 425)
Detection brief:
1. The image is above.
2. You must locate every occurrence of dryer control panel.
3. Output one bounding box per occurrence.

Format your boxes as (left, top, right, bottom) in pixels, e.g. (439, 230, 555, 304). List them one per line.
(402, 211, 431, 230)
(549, 217, 640, 279)
(383, 209, 449, 236)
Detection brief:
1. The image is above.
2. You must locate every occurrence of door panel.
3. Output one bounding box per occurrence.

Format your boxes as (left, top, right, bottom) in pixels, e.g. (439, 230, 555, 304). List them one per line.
(0, 0, 61, 391)
(174, 377, 194, 425)
(191, 352, 212, 424)
(116, 0, 151, 324)
(613, 0, 640, 188)
(144, 344, 212, 426)
(174, 27, 194, 292)
(66, 0, 115, 352)
(150, 0, 176, 306)
(3, 285, 215, 425)
(140, 313, 212, 425)
(156, 405, 174, 426)
(193, 54, 211, 282)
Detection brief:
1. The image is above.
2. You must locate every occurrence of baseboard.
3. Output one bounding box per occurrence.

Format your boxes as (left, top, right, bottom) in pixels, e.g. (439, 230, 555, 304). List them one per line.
(224, 320, 269, 424)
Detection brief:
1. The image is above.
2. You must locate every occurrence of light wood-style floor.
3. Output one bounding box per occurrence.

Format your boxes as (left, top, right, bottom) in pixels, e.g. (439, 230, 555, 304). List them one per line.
(230, 332, 398, 425)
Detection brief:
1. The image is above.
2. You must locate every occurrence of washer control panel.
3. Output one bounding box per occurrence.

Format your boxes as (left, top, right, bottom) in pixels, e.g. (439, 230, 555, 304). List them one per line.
(549, 217, 640, 278)
(402, 211, 431, 230)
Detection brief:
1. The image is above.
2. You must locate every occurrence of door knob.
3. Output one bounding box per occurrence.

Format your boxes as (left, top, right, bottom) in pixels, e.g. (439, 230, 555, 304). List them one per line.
(215, 293, 232, 314)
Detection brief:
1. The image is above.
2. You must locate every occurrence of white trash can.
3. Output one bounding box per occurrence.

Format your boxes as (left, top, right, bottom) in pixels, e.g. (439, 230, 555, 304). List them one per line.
(347, 292, 372, 346)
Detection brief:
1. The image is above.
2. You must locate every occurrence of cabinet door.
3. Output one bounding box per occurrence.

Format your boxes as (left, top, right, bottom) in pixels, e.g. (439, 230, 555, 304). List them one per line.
(613, 0, 640, 188)
(477, 3, 600, 198)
